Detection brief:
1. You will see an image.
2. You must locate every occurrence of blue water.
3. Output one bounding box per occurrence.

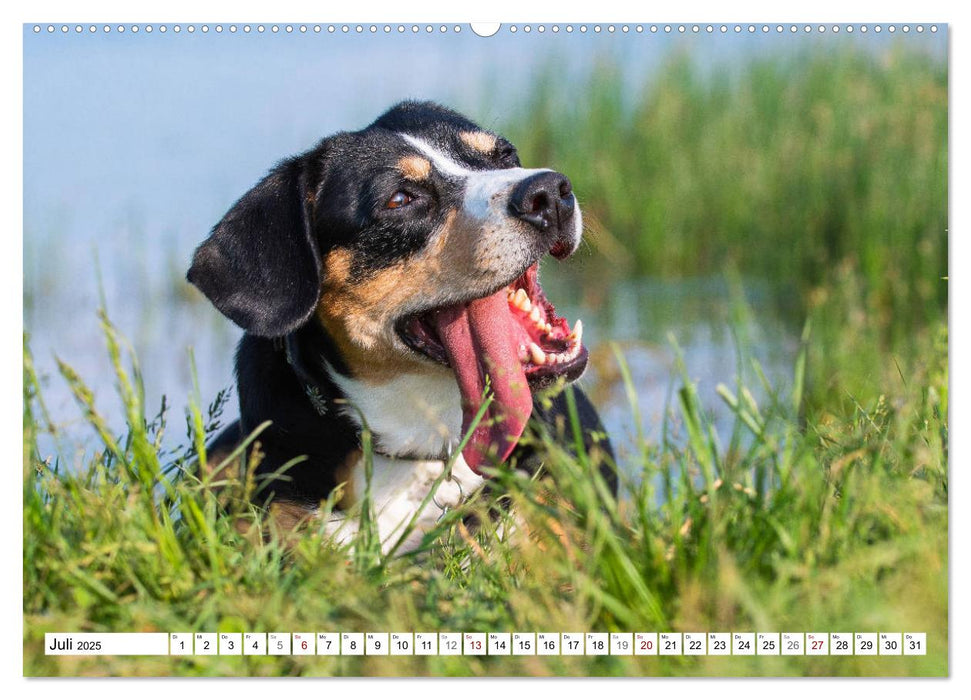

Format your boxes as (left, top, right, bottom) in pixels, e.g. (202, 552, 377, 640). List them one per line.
(22, 24, 945, 474)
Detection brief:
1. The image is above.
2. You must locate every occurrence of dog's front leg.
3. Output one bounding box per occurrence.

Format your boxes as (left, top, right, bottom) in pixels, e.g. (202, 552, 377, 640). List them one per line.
(324, 456, 484, 555)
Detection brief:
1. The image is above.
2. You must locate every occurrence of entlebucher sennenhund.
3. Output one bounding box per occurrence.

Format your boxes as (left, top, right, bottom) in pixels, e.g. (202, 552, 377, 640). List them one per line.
(188, 101, 615, 553)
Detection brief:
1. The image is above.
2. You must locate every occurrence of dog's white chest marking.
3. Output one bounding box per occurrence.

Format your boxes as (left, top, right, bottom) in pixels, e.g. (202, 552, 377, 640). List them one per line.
(330, 369, 464, 459)
(323, 452, 484, 555)
(323, 368, 484, 554)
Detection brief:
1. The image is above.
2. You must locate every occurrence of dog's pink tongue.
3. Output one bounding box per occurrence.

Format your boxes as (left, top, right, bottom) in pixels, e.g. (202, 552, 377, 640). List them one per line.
(432, 291, 532, 474)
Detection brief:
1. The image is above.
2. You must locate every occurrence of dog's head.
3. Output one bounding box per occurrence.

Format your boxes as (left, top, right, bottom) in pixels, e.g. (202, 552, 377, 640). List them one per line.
(188, 101, 587, 472)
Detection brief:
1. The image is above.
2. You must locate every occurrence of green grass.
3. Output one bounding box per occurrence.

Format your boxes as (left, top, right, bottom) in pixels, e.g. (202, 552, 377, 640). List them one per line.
(23, 46, 948, 676)
(23, 303, 947, 676)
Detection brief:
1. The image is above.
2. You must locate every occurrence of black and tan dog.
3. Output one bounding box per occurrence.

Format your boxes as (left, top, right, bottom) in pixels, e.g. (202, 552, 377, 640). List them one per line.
(188, 101, 614, 553)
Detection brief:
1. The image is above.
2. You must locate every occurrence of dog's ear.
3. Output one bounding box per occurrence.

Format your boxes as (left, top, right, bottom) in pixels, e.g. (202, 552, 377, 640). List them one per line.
(187, 157, 321, 337)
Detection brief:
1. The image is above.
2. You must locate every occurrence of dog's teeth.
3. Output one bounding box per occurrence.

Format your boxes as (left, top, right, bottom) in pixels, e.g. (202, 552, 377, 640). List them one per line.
(530, 306, 542, 324)
(544, 323, 552, 334)
(513, 288, 531, 312)
(571, 319, 583, 344)
(518, 344, 529, 363)
(529, 342, 546, 366)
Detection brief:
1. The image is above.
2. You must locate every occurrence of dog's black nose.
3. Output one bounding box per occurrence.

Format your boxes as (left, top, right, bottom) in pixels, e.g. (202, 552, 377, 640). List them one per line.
(509, 171, 575, 240)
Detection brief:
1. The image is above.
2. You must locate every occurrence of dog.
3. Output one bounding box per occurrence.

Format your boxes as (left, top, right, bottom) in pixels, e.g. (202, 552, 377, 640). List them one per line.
(187, 101, 615, 554)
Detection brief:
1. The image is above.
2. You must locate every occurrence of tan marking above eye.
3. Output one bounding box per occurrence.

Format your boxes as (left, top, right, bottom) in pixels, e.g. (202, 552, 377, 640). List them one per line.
(459, 130, 497, 154)
(397, 155, 432, 180)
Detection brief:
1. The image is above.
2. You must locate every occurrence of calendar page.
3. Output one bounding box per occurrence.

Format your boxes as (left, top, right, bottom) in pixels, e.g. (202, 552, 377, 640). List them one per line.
(22, 13, 949, 679)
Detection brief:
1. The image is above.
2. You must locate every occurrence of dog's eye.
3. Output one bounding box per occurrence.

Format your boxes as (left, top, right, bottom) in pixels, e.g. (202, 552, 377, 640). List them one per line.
(386, 191, 414, 209)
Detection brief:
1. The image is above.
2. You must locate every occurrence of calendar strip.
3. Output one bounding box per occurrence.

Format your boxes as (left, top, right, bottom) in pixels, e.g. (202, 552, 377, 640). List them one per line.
(45, 632, 927, 656)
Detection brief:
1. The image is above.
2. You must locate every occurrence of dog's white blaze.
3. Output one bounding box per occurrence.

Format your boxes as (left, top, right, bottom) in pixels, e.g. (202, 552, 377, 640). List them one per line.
(323, 453, 484, 554)
(399, 133, 478, 179)
(400, 133, 549, 222)
(329, 366, 464, 458)
(399, 133, 583, 253)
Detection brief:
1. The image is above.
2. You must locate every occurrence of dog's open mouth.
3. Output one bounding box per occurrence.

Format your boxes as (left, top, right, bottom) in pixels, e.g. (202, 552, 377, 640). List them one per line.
(397, 263, 587, 474)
